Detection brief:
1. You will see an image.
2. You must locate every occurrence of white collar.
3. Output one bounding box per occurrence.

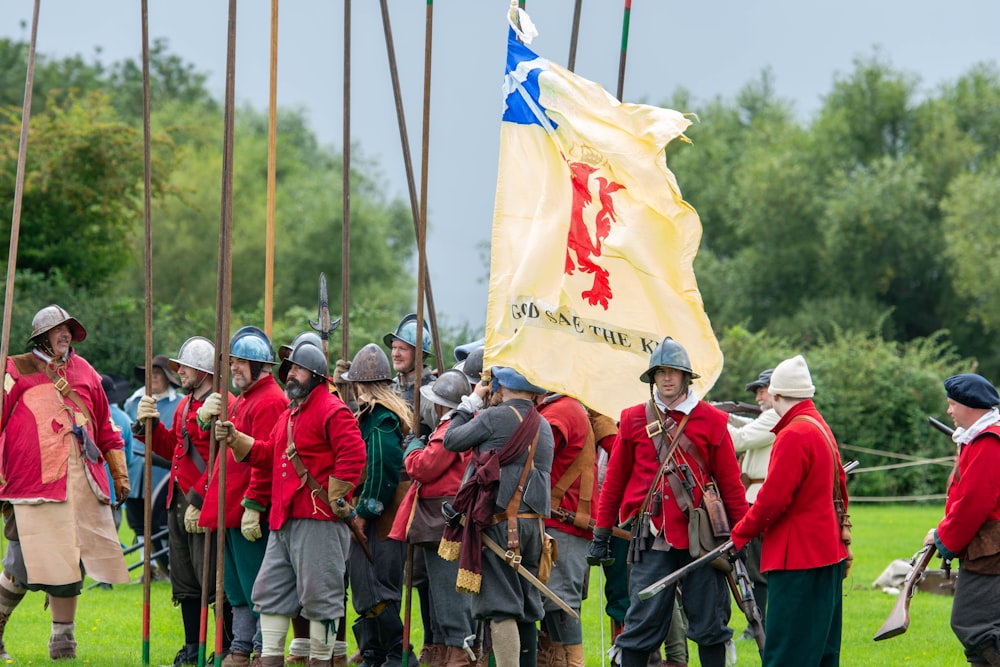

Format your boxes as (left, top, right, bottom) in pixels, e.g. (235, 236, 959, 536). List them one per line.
(953, 408, 1000, 445)
(654, 389, 698, 415)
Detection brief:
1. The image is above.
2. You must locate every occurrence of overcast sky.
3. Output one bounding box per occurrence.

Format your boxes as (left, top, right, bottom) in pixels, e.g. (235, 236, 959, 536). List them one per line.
(3, 1, 999, 331)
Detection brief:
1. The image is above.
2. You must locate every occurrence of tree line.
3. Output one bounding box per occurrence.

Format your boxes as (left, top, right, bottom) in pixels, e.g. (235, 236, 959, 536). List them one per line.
(2, 39, 998, 496)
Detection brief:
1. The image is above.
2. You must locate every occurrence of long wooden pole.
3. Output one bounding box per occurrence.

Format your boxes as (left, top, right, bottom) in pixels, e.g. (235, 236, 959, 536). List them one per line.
(206, 2, 238, 666)
(567, 0, 583, 71)
(616, 0, 632, 101)
(0, 0, 39, 431)
(264, 0, 279, 337)
(377, 0, 444, 365)
(139, 1, 155, 663)
(341, 0, 352, 362)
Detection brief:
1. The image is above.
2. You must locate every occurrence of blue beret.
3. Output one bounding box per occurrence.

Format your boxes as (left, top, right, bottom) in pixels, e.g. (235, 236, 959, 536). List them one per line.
(491, 367, 546, 394)
(944, 373, 1000, 409)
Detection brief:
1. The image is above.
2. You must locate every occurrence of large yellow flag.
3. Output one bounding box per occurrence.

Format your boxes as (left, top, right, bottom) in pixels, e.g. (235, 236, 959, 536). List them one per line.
(486, 27, 722, 420)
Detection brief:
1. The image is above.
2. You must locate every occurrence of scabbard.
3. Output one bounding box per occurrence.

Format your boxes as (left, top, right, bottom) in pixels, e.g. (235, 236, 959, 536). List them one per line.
(479, 532, 578, 619)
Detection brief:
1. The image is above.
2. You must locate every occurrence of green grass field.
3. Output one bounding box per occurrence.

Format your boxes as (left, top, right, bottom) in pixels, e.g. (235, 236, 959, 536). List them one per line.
(0, 504, 970, 665)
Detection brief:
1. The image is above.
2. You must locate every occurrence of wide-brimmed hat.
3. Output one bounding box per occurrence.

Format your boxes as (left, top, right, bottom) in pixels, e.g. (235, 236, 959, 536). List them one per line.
(135, 354, 181, 387)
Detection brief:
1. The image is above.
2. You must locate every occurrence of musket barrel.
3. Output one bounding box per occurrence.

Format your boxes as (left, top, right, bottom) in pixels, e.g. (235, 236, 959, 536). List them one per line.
(637, 539, 734, 601)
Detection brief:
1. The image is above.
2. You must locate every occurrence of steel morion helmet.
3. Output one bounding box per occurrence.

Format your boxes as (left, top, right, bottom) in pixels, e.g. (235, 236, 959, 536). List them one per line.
(169, 336, 216, 375)
(420, 369, 472, 410)
(278, 331, 323, 362)
(278, 340, 328, 384)
(230, 326, 276, 364)
(29, 304, 87, 343)
(639, 337, 700, 384)
(341, 343, 392, 383)
(382, 313, 433, 356)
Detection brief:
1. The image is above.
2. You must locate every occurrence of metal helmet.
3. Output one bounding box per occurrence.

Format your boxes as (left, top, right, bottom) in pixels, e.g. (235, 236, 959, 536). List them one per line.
(341, 343, 392, 383)
(454, 338, 485, 362)
(278, 340, 328, 383)
(230, 326, 276, 364)
(29, 304, 87, 343)
(420, 369, 472, 410)
(461, 346, 485, 385)
(278, 331, 323, 362)
(639, 336, 700, 383)
(382, 313, 433, 356)
(169, 336, 216, 375)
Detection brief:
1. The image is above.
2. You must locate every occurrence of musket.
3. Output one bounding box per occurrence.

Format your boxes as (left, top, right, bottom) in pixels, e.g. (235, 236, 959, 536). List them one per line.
(550, 508, 631, 541)
(873, 544, 938, 641)
(638, 539, 734, 601)
(480, 531, 579, 619)
(639, 459, 862, 602)
(334, 498, 375, 563)
(928, 416, 955, 438)
(711, 401, 763, 417)
(728, 558, 765, 654)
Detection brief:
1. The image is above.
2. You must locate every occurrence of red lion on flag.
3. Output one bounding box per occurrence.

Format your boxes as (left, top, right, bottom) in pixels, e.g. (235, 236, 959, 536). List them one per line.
(565, 160, 626, 310)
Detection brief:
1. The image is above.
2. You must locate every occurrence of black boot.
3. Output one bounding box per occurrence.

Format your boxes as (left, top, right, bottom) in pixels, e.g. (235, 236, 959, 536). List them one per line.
(173, 643, 199, 667)
(697, 642, 727, 667)
(516, 622, 536, 667)
(618, 647, 651, 667)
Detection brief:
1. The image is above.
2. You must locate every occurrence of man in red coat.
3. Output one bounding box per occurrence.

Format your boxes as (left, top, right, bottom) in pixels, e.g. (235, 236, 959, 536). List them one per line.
(195, 326, 287, 667)
(730, 355, 850, 667)
(589, 337, 747, 667)
(537, 392, 596, 667)
(0, 305, 129, 661)
(136, 336, 232, 666)
(215, 339, 366, 667)
(924, 373, 1000, 666)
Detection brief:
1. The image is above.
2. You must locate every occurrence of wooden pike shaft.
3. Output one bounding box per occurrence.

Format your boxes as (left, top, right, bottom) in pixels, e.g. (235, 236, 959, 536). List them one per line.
(140, 0, 155, 662)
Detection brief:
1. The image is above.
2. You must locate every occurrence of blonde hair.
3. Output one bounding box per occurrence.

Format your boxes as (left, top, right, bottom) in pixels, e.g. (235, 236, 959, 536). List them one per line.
(354, 381, 414, 435)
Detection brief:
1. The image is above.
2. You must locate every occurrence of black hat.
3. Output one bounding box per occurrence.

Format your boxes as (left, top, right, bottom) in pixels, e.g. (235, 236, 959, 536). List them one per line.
(100, 373, 131, 405)
(745, 369, 774, 393)
(135, 354, 181, 387)
(944, 373, 1000, 410)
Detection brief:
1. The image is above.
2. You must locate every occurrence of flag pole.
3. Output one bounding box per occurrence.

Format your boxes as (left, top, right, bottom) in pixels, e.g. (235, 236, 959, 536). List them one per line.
(139, 1, 155, 663)
(567, 0, 583, 71)
(616, 0, 632, 100)
(0, 0, 39, 433)
(263, 0, 279, 338)
(206, 2, 238, 665)
(377, 0, 444, 365)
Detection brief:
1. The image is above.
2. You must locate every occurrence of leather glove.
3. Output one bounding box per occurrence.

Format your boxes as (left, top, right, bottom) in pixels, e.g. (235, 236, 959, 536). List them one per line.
(328, 476, 355, 520)
(104, 448, 130, 507)
(196, 392, 224, 428)
(333, 358, 351, 383)
(402, 433, 429, 460)
(586, 527, 615, 566)
(215, 420, 254, 461)
(241, 508, 262, 542)
(136, 395, 160, 424)
(184, 504, 206, 534)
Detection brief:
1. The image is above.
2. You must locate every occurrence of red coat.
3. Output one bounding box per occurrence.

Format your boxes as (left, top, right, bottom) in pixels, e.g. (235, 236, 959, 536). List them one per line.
(936, 424, 1000, 557)
(0, 351, 123, 502)
(199, 374, 287, 529)
(244, 385, 366, 530)
(540, 395, 598, 540)
(389, 417, 470, 542)
(730, 400, 850, 572)
(597, 399, 747, 549)
(145, 391, 234, 507)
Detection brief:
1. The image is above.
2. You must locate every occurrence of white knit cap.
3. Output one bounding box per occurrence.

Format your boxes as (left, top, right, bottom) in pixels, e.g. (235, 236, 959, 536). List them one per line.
(768, 355, 815, 398)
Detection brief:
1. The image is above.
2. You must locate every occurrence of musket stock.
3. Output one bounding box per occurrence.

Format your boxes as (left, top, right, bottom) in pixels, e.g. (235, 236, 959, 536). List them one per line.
(873, 544, 937, 641)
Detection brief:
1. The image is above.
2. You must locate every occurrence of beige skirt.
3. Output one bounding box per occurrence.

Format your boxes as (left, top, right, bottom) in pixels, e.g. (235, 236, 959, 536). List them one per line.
(15, 443, 129, 586)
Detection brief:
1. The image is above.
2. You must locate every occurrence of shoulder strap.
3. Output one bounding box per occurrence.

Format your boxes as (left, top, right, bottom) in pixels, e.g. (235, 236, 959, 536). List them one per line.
(791, 415, 843, 504)
(40, 361, 94, 427)
(285, 417, 333, 517)
(502, 425, 540, 556)
(642, 400, 691, 513)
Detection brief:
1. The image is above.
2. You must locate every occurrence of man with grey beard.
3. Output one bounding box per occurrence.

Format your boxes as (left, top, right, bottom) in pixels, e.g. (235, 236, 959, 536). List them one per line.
(215, 338, 366, 667)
